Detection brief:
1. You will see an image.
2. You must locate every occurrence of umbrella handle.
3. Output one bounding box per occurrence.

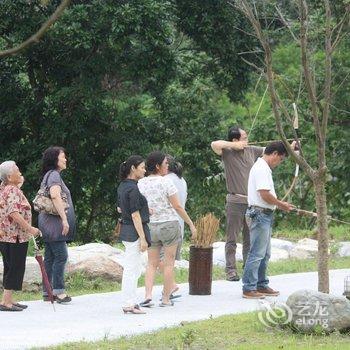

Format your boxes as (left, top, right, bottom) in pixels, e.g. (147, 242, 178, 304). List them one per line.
(32, 236, 39, 250)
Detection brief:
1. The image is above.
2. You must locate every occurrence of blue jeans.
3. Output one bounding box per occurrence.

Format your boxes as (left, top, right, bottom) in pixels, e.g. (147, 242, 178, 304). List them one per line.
(43, 241, 68, 296)
(242, 208, 274, 292)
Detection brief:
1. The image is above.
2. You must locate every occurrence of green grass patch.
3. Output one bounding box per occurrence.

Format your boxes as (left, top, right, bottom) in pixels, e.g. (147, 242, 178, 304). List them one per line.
(273, 225, 350, 242)
(36, 311, 350, 350)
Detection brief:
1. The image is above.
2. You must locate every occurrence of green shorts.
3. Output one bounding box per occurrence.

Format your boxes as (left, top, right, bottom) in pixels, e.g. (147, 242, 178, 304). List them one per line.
(149, 221, 181, 248)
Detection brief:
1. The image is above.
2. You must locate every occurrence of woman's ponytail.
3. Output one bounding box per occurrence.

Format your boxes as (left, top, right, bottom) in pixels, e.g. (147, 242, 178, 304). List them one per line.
(119, 156, 144, 180)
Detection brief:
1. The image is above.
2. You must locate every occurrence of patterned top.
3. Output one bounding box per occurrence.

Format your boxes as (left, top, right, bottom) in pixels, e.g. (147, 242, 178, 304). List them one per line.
(0, 184, 32, 243)
(138, 176, 178, 223)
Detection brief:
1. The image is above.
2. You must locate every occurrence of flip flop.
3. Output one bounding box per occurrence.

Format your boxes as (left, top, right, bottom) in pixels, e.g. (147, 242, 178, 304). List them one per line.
(13, 303, 28, 309)
(139, 299, 154, 308)
(159, 293, 182, 301)
(122, 304, 146, 314)
(170, 293, 182, 300)
(56, 295, 72, 304)
(0, 304, 23, 312)
(159, 301, 174, 307)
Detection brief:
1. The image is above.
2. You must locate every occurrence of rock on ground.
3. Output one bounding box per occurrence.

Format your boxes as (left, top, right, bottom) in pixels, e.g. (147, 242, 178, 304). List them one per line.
(212, 241, 243, 267)
(289, 238, 319, 259)
(66, 254, 123, 282)
(271, 238, 295, 251)
(286, 289, 350, 332)
(269, 247, 289, 262)
(338, 242, 350, 257)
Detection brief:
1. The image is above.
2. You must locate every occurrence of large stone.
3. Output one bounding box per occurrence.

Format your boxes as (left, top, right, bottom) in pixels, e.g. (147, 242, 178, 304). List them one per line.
(66, 254, 123, 282)
(286, 289, 350, 332)
(271, 238, 295, 252)
(269, 247, 289, 262)
(175, 259, 189, 269)
(22, 257, 42, 291)
(338, 242, 350, 257)
(212, 241, 243, 267)
(211, 240, 291, 265)
(68, 243, 124, 265)
(289, 238, 319, 259)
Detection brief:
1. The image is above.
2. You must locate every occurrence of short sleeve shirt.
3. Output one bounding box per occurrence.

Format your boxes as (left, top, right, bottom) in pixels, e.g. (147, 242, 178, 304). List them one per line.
(248, 157, 276, 210)
(222, 146, 264, 204)
(38, 170, 76, 242)
(138, 176, 178, 223)
(117, 179, 150, 225)
(0, 184, 32, 243)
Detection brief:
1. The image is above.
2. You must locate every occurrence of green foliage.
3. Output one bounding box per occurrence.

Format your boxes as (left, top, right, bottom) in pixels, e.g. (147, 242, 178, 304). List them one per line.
(0, 0, 349, 242)
(175, 0, 256, 101)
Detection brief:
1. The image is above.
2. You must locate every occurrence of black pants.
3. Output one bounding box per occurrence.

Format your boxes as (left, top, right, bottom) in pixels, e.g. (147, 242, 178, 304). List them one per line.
(0, 240, 28, 291)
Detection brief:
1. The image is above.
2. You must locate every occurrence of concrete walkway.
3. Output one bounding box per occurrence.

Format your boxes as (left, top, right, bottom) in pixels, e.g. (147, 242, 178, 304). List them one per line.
(1, 269, 349, 350)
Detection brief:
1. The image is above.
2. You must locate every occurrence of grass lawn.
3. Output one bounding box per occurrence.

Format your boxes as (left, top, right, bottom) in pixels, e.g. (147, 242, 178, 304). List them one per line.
(273, 224, 350, 242)
(37, 311, 350, 350)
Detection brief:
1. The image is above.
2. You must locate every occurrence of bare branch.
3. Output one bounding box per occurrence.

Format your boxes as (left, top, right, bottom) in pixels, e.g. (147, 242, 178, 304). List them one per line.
(240, 56, 264, 74)
(0, 0, 71, 58)
(296, 71, 304, 102)
(274, 5, 299, 43)
(321, 0, 332, 145)
(234, 0, 315, 179)
(237, 49, 263, 55)
(329, 104, 350, 116)
(331, 6, 350, 51)
(230, 23, 258, 38)
(298, 0, 323, 148)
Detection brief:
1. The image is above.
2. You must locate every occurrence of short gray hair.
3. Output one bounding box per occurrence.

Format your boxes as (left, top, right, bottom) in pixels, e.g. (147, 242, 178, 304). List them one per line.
(0, 161, 17, 182)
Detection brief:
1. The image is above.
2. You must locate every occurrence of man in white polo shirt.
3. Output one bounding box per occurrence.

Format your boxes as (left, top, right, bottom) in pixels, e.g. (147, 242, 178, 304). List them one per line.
(242, 141, 294, 299)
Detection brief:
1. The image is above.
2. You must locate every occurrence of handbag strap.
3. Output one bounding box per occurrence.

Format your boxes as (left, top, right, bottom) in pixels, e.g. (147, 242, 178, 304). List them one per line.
(44, 170, 54, 188)
(43, 170, 64, 196)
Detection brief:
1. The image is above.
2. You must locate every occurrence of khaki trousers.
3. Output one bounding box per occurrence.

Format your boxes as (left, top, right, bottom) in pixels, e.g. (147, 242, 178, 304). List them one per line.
(225, 201, 250, 276)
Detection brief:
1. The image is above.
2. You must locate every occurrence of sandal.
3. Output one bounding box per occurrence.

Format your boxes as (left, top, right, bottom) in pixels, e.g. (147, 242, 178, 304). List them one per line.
(55, 295, 72, 304)
(0, 304, 23, 312)
(13, 303, 28, 309)
(159, 292, 182, 301)
(139, 299, 154, 308)
(159, 300, 174, 307)
(122, 304, 146, 314)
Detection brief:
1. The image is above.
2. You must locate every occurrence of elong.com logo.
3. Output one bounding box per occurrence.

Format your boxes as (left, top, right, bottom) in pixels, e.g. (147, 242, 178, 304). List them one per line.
(257, 300, 330, 329)
(258, 300, 292, 327)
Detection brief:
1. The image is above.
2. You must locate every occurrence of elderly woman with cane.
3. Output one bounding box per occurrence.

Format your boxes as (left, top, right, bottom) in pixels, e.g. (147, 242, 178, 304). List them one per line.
(0, 161, 40, 311)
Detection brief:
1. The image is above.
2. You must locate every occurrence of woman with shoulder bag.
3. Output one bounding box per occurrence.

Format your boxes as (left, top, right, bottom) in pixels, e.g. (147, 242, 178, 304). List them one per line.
(38, 146, 76, 304)
(117, 155, 151, 314)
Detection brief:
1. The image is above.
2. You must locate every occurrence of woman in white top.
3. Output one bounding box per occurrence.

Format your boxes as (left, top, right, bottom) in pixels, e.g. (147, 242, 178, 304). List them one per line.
(138, 151, 196, 307)
(163, 156, 187, 296)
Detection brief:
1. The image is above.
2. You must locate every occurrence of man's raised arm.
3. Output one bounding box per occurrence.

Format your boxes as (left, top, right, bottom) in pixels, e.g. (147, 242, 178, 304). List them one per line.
(211, 140, 247, 156)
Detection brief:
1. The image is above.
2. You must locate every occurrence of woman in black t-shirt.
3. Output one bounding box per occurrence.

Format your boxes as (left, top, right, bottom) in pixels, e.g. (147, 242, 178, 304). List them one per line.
(117, 155, 150, 314)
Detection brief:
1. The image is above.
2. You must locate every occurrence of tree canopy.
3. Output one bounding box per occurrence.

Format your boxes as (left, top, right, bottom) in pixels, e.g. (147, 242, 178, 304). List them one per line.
(0, 0, 349, 243)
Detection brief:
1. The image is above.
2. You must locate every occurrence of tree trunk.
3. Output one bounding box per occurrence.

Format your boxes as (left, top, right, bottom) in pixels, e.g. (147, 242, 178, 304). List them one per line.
(314, 178, 329, 293)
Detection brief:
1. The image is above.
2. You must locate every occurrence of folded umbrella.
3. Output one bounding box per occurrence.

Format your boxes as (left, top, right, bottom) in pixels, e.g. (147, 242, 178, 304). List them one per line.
(32, 235, 55, 311)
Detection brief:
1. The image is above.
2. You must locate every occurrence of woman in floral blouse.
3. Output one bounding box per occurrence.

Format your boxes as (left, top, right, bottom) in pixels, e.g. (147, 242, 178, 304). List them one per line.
(0, 161, 39, 312)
